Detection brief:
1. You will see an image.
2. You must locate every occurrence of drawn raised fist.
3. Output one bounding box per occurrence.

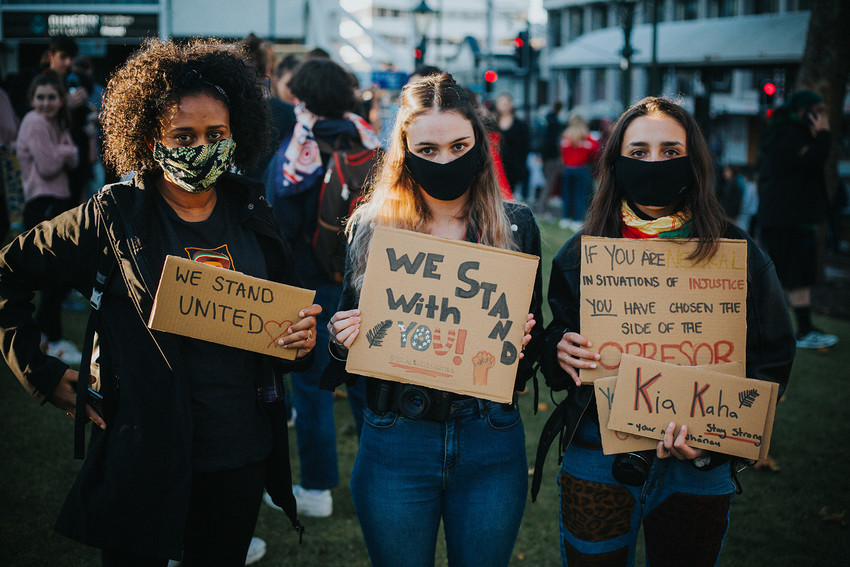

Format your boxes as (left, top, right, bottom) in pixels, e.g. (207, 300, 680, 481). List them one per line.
(472, 351, 496, 386)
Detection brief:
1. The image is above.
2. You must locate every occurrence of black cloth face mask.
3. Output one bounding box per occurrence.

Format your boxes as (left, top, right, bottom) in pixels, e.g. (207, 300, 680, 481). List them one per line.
(406, 145, 482, 202)
(614, 155, 693, 207)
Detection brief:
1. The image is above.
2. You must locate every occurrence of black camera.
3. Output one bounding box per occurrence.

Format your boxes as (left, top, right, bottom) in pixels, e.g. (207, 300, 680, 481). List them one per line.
(612, 450, 655, 486)
(372, 381, 452, 421)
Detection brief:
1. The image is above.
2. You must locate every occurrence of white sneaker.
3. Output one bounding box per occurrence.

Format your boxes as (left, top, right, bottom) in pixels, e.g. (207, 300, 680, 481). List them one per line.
(166, 536, 266, 566)
(263, 490, 282, 511)
(293, 484, 332, 517)
(796, 330, 839, 349)
(46, 339, 82, 365)
(245, 537, 266, 565)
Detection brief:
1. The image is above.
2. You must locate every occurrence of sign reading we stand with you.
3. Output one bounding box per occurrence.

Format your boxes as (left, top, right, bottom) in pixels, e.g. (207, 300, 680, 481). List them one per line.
(580, 236, 748, 383)
(346, 225, 539, 404)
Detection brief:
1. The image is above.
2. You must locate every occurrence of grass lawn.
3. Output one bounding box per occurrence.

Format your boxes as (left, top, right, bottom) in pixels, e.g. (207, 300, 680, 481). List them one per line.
(1, 219, 849, 566)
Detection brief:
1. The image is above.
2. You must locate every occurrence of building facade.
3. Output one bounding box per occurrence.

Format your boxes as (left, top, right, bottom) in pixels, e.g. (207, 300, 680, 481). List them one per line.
(542, 0, 815, 166)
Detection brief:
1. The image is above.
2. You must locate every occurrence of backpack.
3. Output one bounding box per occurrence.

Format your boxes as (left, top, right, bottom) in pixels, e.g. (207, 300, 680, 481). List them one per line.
(312, 142, 382, 283)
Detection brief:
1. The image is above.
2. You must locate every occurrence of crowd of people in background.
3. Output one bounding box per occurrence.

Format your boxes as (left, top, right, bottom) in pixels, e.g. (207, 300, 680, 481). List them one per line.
(0, 31, 844, 567)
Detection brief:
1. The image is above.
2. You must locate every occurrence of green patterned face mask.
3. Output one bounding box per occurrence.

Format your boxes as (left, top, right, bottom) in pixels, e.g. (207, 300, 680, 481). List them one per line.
(153, 137, 236, 193)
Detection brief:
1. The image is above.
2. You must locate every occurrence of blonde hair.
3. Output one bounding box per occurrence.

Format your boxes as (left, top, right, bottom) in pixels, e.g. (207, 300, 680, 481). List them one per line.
(563, 113, 589, 145)
(345, 72, 515, 293)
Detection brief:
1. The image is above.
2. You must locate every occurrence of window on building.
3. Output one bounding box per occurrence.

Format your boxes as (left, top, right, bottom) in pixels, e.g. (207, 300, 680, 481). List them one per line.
(786, 0, 811, 11)
(593, 68, 606, 101)
(567, 69, 581, 107)
(707, 0, 736, 18)
(550, 10, 563, 48)
(590, 3, 609, 31)
(674, 0, 699, 21)
(744, 0, 780, 14)
(568, 7, 584, 41)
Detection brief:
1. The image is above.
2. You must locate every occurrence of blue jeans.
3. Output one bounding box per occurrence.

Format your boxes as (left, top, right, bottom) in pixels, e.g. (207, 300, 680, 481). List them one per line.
(351, 398, 527, 567)
(558, 417, 735, 566)
(560, 166, 592, 222)
(290, 283, 366, 490)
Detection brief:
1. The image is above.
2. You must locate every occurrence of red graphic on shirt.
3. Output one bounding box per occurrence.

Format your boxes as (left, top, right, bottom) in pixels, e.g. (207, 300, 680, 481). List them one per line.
(186, 245, 234, 270)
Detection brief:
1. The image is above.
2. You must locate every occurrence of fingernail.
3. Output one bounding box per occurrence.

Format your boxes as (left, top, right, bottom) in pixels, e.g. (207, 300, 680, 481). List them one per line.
(590, 363, 596, 369)
(299, 311, 305, 317)
(668, 422, 675, 429)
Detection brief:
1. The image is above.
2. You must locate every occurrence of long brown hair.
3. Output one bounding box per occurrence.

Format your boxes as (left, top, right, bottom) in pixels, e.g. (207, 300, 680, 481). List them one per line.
(28, 71, 70, 131)
(583, 96, 726, 262)
(345, 72, 514, 292)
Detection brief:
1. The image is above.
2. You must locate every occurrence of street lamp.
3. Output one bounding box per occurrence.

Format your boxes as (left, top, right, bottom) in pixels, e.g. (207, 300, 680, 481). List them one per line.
(618, 0, 639, 109)
(412, 0, 436, 68)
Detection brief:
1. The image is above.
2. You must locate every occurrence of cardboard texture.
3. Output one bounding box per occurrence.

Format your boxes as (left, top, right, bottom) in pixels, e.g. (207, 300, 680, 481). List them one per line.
(148, 255, 316, 361)
(607, 355, 774, 460)
(579, 236, 747, 383)
(345, 225, 539, 403)
(595, 361, 746, 455)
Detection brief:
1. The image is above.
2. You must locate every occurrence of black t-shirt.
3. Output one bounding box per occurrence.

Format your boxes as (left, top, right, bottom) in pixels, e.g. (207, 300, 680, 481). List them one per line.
(153, 188, 271, 472)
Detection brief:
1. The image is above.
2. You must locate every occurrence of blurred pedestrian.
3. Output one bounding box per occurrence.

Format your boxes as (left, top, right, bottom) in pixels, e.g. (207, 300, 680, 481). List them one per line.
(326, 72, 542, 567)
(264, 57, 376, 518)
(716, 164, 743, 221)
(757, 88, 838, 349)
(539, 101, 564, 210)
(15, 71, 80, 365)
(559, 113, 599, 230)
(0, 38, 320, 566)
(495, 93, 531, 201)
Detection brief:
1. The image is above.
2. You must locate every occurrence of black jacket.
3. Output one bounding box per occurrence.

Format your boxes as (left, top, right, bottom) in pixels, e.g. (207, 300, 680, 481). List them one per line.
(757, 114, 831, 228)
(0, 172, 311, 557)
(532, 224, 796, 499)
(321, 201, 544, 394)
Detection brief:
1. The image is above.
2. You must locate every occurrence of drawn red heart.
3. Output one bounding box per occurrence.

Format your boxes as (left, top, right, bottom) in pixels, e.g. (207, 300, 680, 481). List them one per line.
(265, 320, 293, 348)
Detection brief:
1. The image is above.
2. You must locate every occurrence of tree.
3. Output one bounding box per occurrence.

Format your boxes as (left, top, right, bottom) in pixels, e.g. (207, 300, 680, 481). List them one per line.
(796, 0, 850, 206)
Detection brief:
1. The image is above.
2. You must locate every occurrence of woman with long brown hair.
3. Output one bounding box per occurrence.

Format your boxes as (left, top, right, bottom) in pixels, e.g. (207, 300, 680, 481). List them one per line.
(538, 97, 795, 566)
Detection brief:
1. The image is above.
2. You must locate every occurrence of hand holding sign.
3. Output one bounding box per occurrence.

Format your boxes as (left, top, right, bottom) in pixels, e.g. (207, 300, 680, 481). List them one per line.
(278, 303, 322, 358)
(557, 331, 601, 387)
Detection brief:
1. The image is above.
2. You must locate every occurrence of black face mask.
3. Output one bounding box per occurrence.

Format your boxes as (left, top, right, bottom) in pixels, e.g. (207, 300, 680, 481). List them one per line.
(614, 155, 693, 207)
(406, 145, 482, 202)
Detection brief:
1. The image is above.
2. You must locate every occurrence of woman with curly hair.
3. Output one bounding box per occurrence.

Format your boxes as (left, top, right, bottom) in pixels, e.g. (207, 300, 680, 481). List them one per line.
(324, 72, 543, 567)
(0, 39, 320, 566)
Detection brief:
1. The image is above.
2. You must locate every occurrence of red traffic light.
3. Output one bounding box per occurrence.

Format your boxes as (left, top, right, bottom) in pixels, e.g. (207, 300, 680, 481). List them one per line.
(513, 36, 524, 49)
(414, 48, 423, 59)
(763, 82, 776, 96)
(484, 70, 498, 83)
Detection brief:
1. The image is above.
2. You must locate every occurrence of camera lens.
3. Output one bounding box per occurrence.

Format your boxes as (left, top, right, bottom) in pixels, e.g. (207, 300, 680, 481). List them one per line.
(612, 451, 654, 486)
(398, 385, 431, 419)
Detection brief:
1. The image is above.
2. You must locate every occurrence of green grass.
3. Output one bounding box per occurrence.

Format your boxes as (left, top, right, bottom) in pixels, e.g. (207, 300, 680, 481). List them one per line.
(2, 220, 849, 566)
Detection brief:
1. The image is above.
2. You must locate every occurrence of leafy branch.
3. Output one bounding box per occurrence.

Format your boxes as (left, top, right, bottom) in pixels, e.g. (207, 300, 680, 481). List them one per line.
(366, 319, 392, 348)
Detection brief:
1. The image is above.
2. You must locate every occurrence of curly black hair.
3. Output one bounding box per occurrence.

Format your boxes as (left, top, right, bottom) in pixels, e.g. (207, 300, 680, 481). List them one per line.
(100, 38, 270, 176)
(287, 58, 355, 119)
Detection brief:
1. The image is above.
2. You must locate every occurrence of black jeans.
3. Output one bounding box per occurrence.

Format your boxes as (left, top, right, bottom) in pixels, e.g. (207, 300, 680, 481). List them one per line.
(101, 460, 266, 567)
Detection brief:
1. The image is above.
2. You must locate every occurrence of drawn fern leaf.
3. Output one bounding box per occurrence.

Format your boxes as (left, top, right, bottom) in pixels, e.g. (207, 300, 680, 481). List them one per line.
(366, 319, 392, 348)
(738, 388, 760, 408)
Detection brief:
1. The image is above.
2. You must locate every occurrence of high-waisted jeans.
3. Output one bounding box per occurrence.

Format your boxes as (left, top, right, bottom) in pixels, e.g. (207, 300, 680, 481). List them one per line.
(351, 398, 528, 567)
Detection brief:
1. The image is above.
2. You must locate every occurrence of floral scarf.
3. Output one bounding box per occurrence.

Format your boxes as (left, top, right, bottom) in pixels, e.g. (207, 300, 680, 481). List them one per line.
(620, 200, 692, 239)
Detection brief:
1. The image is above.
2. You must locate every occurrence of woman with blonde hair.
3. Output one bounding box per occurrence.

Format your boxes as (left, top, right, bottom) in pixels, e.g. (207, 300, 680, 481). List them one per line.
(559, 113, 599, 230)
(324, 72, 543, 567)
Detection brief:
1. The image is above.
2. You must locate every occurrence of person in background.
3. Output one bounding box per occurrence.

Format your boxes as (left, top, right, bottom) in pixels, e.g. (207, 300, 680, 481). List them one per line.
(538, 96, 795, 567)
(539, 101, 564, 211)
(716, 164, 743, 221)
(0, 86, 19, 240)
(274, 54, 301, 105)
(757, 88, 838, 349)
(15, 72, 80, 365)
(1, 39, 320, 566)
(558, 113, 599, 230)
(495, 93, 530, 202)
(264, 57, 376, 518)
(325, 72, 542, 567)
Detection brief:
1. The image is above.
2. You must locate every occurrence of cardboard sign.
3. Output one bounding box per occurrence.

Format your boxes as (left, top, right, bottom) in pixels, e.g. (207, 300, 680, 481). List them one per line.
(607, 355, 774, 460)
(580, 236, 747, 382)
(148, 255, 316, 360)
(595, 361, 745, 455)
(346, 225, 539, 403)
